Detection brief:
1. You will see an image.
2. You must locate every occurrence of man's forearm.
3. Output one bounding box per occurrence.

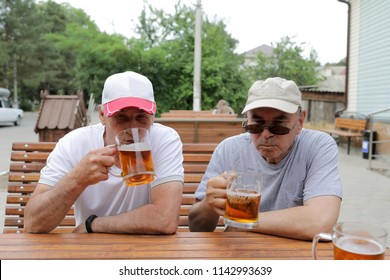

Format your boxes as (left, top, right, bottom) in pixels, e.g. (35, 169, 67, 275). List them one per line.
(25, 190, 73, 232)
(88, 183, 183, 234)
(25, 175, 85, 233)
(251, 197, 340, 240)
(188, 199, 220, 232)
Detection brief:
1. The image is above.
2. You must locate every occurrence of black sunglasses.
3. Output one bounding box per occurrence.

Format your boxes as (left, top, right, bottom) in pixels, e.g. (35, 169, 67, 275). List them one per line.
(243, 122, 297, 135)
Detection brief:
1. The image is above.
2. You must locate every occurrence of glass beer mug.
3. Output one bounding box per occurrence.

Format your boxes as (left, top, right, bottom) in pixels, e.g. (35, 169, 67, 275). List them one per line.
(109, 127, 155, 186)
(312, 222, 387, 260)
(224, 171, 262, 229)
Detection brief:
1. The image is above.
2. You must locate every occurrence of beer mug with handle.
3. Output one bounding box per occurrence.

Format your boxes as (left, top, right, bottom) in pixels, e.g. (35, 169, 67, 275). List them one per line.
(109, 127, 155, 186)
(224, 171, 262, 229)
(312, 222, 387, 260)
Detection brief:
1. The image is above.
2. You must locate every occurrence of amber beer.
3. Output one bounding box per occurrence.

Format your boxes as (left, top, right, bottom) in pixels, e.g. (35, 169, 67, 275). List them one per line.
(118, 143, 155, 186)
(312, 222, 387, 260)
(333, 236, 385, 260)
(225, 189, 261, 227)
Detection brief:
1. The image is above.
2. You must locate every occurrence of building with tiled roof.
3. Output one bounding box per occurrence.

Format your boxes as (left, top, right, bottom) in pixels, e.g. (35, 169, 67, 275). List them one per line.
(34, 90, 88, 142)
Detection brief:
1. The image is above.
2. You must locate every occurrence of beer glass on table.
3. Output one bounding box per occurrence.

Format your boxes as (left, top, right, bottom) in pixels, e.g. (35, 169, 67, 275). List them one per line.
(109, 127, 155, 186)
(312, 222, 387, 260)
(224, 171, 262, 229)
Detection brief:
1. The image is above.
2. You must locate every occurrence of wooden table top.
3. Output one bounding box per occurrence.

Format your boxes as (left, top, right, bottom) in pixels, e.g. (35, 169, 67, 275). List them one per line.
(0, 232, 388, 260)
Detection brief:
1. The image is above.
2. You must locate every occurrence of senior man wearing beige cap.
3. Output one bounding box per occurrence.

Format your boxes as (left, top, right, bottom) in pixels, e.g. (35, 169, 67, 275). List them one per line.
(189, 77, 342, 240)
(25, 71, 184, 234)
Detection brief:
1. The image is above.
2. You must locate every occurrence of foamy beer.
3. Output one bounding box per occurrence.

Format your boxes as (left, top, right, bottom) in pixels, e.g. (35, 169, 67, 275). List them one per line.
(224, 171, 262, 229)
(312, 222, 387, 260)
(110, 128, 155, 186)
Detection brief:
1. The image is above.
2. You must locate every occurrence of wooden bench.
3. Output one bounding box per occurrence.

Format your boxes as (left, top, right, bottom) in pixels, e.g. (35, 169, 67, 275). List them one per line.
(321, 117, 368, 154)
(3, 142, 221, 233)
(161, 110, 238, 118)
(155, 118, 245, 143)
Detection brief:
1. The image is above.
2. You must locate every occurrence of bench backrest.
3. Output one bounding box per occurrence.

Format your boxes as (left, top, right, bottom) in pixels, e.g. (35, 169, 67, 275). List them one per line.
(161, 113, 238, 118)
(4, 142, 219, 233)
(334, 118, 367, 131)
(160, 110, 238, 118)
(155, 118, 245, 143)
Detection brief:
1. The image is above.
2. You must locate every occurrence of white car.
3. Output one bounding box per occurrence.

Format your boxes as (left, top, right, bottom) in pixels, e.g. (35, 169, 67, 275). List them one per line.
(0, 88, 24, 126)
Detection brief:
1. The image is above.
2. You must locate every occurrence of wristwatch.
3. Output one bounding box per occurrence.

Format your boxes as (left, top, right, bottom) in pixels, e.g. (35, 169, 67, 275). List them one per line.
(85, 214, 98, 233)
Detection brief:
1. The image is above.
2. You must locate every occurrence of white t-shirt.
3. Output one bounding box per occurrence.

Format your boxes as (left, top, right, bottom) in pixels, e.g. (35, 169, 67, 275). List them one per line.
(39, 123, 184, 226)
(195, 129, 343, 211)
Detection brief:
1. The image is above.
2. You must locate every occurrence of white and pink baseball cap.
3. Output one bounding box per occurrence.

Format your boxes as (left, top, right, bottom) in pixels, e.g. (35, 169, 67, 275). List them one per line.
(102, 71, 157, 117)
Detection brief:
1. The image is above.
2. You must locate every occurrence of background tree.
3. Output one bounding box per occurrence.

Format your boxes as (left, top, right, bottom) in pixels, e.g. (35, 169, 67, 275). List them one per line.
(248, 36, 321, 86)
(134, 1, 248, 114)
(1, 0, 249, 114)
(0, 0, 40, 108)
(326, 57, 346, 66)
(0, 0, 129, 108)
(1, 1, 323, 114)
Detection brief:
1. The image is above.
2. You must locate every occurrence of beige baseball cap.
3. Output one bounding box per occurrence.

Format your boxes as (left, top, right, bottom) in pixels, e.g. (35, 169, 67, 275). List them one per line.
(242, 77, 302, 114)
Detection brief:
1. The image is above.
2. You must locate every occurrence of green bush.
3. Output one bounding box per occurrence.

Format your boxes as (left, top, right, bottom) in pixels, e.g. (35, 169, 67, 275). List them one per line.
(19, 99, 33, 111)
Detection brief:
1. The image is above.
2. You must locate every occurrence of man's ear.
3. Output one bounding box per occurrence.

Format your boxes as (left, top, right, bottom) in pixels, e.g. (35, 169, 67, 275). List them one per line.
(98, 105, 105, 124)
(297, 110, 306, 132)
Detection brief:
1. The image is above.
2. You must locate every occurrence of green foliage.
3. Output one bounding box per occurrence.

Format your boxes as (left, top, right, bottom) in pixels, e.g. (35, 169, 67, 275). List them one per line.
(325, 57, 346, 66)
(1, 0, 41, 101)
(19, 98, 32, 111)
(134, 1, 248, 114)
(247, 36, 321, 87)
(0, 1, 321, 114)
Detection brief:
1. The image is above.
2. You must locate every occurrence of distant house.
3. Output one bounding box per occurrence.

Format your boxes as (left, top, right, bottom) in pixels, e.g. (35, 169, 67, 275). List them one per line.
(240, 44, 274, 67)
(300, 66, 346, 124)
(241, 44, 346, 92)
(317, 65, 346, 92)
(34, 90, 88, 142)
(241, 44, 347, 123)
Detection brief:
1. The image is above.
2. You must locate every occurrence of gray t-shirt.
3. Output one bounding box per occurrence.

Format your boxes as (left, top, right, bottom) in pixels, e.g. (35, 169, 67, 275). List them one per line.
(194, 128, 342, 211)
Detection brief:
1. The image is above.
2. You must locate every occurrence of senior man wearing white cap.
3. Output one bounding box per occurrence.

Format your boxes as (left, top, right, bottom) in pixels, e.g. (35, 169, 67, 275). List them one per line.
(25, 71, 184, 234)
(189, 77, 342, 240)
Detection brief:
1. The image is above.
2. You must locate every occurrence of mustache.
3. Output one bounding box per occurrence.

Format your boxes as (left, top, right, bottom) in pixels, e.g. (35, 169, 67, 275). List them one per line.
(257, 138, 275, 146)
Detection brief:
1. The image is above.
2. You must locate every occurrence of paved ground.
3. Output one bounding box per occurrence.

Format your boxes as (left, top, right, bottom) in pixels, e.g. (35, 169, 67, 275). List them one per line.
(0, 112, 40, 174)
(336, 147, 390, 248)
(0, 112, 389, 247)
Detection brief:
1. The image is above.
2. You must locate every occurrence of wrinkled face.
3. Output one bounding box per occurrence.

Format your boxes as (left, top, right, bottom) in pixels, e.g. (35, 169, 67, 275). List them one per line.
(99, 106, 154, 146)
(246, 107, 305, 164)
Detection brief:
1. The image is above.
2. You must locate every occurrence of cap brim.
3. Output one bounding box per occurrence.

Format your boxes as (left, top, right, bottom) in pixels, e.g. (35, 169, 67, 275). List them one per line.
(104, 97, 156, 117)
(241, 99, 299, 114)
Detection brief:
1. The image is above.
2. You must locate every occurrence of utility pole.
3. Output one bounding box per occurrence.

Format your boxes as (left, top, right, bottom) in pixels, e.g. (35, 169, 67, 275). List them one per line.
(13, 53, 18, 108)
(193, 0, 202, 111)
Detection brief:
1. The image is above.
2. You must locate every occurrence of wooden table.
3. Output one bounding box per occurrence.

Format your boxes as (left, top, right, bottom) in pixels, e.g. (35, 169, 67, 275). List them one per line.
(0, 232, 388, 260)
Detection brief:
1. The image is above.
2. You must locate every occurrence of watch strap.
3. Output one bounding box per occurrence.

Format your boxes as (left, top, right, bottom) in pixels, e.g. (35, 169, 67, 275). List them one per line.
(85, 214, 98, 233)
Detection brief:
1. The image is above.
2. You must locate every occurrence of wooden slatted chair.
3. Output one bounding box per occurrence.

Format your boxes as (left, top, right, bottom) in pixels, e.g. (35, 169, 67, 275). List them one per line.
(4, 142, 221, 233)
(180, 143, 224, 231)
